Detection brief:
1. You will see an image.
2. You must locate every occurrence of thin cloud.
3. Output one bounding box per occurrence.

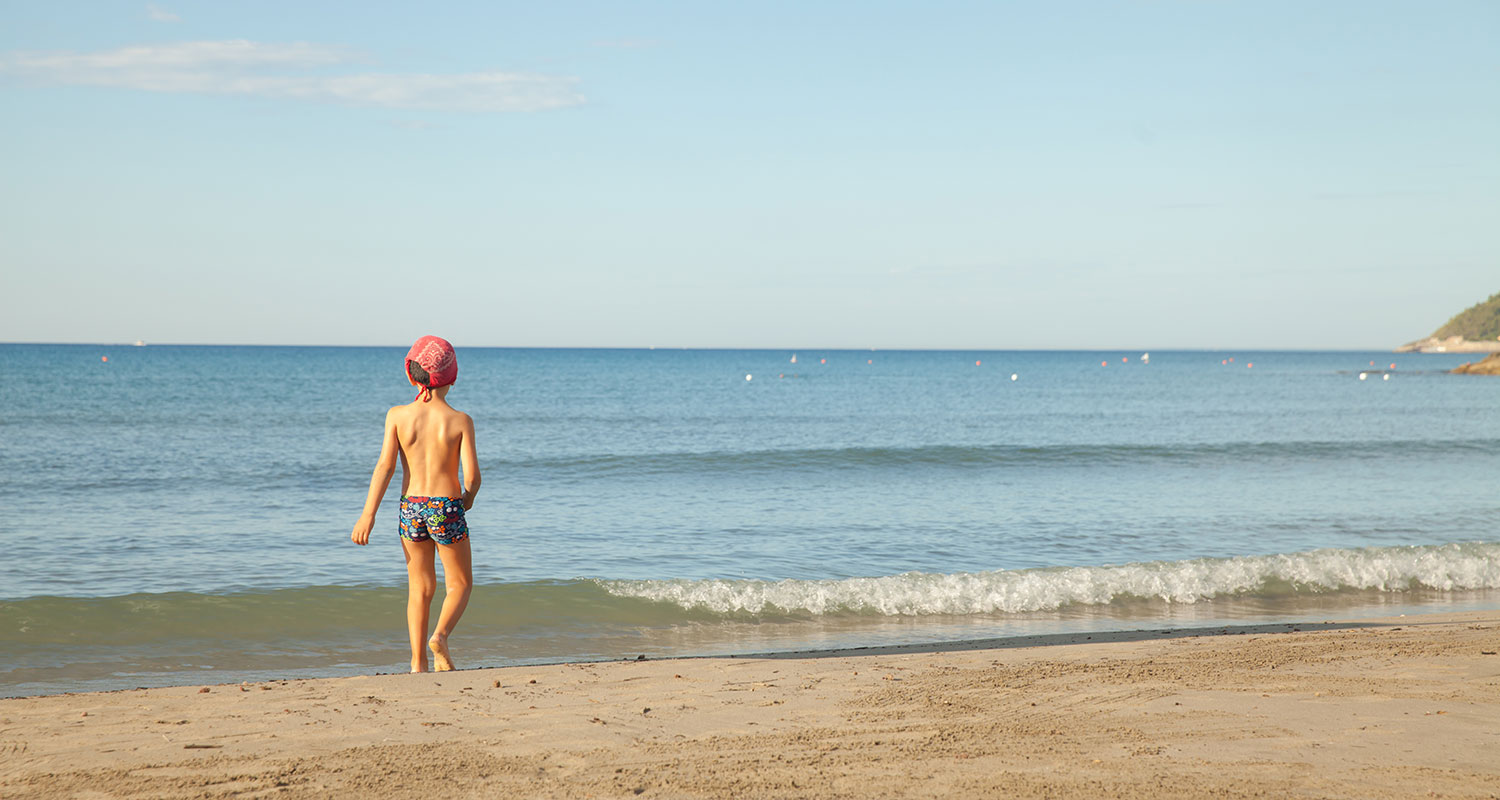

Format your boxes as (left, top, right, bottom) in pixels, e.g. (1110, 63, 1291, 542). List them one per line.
(888, 262, 1103, 288)
(592, 38, 660, 49)
(0, 40, 584, 112)
(146, 4, 181, 23)
(9, 41, 354, 71)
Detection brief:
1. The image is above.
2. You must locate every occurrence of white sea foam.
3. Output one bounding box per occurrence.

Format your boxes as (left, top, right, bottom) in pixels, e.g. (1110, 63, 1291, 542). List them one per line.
(598, 542, 1500, 616)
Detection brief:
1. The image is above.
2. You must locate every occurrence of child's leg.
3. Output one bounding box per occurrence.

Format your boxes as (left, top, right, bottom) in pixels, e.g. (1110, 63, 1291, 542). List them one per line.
(401, 538, 438, 672)
(428, 538, 473, 671)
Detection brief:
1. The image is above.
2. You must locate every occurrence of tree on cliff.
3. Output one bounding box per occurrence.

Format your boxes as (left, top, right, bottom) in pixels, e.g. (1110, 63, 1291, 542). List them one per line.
(1432, 292, 1500, 341)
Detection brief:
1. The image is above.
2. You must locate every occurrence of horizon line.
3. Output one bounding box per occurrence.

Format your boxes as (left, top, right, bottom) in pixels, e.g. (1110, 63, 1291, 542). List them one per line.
(0, 340, 1416, 353)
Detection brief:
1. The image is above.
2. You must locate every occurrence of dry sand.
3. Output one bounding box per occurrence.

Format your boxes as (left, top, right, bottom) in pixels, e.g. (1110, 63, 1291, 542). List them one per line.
(4, 610, 1498, 799)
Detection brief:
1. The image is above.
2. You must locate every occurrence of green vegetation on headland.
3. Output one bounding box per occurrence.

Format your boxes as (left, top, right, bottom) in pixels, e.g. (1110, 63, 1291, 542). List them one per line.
(1435, 292, 1500, 340)
(1397, 291, 1500, 353)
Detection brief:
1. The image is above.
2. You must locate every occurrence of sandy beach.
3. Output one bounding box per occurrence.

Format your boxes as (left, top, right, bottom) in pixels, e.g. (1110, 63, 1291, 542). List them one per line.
(4, 610, 1497, 799)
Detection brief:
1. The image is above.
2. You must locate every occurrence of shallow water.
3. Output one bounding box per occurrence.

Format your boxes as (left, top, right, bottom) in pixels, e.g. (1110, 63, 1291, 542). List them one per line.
(1, 345, 1496, 695)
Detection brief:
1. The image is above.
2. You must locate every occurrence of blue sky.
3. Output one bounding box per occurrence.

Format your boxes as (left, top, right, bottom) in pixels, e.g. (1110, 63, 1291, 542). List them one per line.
(2, 1, 1496, 348)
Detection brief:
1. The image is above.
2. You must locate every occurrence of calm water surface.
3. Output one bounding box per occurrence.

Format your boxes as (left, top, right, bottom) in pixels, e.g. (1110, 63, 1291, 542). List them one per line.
(1, 345, 1496, 695)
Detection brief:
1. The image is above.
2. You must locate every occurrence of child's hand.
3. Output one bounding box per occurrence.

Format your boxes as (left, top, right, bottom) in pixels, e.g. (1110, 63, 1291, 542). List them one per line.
(351, 516, 374, 546)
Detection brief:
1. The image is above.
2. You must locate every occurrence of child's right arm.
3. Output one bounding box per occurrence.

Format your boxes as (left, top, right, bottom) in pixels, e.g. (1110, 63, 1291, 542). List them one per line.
(351, 408, 400, 546)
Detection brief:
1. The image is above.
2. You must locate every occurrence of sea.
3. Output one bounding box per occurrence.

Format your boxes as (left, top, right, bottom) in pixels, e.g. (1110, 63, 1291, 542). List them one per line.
(1, 344, 1497, 697)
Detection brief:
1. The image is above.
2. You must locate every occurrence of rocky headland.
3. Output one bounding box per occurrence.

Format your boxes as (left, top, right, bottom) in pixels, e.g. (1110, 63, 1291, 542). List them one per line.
(1396, 336, 1500, 354)
(1450, 352, 1500, 375)
(1396, 291, 1500, 353)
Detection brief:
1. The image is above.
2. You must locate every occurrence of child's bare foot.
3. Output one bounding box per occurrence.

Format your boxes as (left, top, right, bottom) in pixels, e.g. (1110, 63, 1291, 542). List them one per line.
(429, 635, 455, 671)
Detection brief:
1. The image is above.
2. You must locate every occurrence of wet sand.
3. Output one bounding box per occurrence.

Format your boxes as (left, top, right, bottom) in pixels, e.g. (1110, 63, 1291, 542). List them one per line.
(3, 610, 1497, 799)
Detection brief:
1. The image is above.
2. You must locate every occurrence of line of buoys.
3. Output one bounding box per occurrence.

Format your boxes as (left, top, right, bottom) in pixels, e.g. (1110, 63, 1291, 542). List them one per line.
(754, 364, 1026, 381)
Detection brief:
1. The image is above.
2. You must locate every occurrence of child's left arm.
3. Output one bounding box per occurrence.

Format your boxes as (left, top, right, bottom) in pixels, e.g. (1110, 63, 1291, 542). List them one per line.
(459, 412, 481, 510)
(351, 408, 401, 546)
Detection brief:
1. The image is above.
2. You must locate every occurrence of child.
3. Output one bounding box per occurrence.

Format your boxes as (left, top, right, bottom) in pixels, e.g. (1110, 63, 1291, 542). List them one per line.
(351, 335, 480, 673)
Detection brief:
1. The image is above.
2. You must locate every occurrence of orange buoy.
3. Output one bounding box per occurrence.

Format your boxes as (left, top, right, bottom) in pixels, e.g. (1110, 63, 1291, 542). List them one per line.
(975, 360, 981, 366)
(1122, 357, 1128, 363)
(1389, 363, 1396, 370)
(1101, 361, 1108, 367)
(1247, 363, 1253, 368)
(101, 356, 108, 362)
(820, 358, 826, 364)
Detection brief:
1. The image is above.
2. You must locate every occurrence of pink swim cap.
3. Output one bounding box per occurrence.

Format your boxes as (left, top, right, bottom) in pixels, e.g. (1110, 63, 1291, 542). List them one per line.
(406, 335, 457, 401)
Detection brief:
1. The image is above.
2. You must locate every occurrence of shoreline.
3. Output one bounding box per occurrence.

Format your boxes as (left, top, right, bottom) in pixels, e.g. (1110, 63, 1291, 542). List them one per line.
(9, 584, 1499, 700)
(1395, 337, 1500, 354)
(6, 609, 1497, 799)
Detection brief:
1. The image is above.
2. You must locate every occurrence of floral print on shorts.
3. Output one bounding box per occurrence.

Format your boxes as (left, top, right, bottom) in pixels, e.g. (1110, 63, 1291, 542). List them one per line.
(398, 496, 469, 545)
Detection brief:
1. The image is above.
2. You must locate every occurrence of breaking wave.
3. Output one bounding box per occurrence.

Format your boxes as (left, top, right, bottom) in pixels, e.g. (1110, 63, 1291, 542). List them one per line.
(598, 542, 1500, 616)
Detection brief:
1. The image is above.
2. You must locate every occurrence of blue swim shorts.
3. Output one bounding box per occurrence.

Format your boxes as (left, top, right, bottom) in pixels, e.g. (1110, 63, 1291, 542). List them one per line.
(398, 496, 469, 545)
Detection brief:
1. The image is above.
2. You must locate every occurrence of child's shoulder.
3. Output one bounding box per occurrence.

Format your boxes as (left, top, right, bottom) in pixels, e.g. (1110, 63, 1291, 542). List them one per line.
(386, 400, 470, 423)
(384, 402, 418, 424)
(440, 404, 475, 433)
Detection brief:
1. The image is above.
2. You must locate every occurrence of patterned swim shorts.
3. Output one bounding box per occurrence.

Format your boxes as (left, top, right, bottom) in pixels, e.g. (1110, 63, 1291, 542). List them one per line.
(398, 496, 469, 545)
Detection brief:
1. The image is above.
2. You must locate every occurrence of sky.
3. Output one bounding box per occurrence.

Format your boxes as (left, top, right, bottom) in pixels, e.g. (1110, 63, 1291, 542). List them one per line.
(1, 1, 1496, 349)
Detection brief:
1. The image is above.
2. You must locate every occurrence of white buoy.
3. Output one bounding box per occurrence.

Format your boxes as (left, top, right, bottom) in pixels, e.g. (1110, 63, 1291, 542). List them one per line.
(745, 374, 753, 381)
(1359, 372, 1368, 381)
(1383, 373, 1390, 381)
(1010, 373, 1018, 381)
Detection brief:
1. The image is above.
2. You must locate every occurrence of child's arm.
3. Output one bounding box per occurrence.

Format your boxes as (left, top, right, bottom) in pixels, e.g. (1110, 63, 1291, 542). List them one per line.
(459, 412, 481, 510)
(351, 408, 401, 546)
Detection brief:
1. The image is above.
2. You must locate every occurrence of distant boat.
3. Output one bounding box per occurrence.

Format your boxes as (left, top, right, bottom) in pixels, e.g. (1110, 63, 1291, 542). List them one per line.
(134, 340, 146, 347)
(790, 354, 797, 363)
(1140, 352, 1149, 364)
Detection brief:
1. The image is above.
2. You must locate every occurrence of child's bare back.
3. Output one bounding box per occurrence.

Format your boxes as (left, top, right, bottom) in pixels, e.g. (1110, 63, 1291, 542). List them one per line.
(390, 396, 475, 502)
(350, 336, 480, 673)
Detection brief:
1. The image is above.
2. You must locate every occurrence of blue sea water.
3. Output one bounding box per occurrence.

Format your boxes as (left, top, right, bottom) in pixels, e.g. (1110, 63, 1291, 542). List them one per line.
(0, 344, 1497, 696)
